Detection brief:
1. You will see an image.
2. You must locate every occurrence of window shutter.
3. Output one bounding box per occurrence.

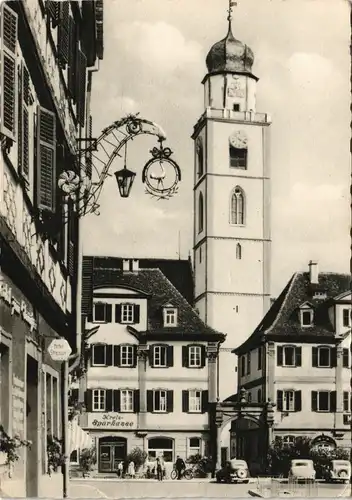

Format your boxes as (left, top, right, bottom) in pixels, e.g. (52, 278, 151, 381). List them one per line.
(86, 115, 93, 178)
(0, 3, 18, 141)
(166, 345, 174, 367)
(166, 390, 174, 413)
(69, 388, 79, 406)
(330, 391, 336, 413)
(343, 348, 349, 368)
(84, 389, 92, 412)
(105, 304, 112, 323)
(46, 1, 59, 27)
(311, 391, 318, 412)
(36, 106, 56, 212)
(201, 390, 209, 413)
(17, 64, 23, 172)
(76, 49, 87, 127)
(132, 345, 138, 368)
(82, 257, 93, 317)
(200, 346, 206, 368)
(343, 392, 349, 412)
(146, 390, 153, 412)
(294, 391, 302, 412)
(106, 345, 113, 366)
(276, 390, 283, 412)
(295, 347, 302, 367)
(113, 345, 121, 367)
(113, 389, 120, 412)
(277, 346, 283, 366)
(182, 346, 189, 367)
(182, 390, 189, 413)
(106, 389, 113, 412)
(331, 348, 337, 367)
(149, 345, 155, 368)
(68, 15, 77, 100)
(312, 347, 318, 367)
(133, 390, 140, 413)
(134, 305, 140, 324)
(115, 304, 121, 323)
(58, 1, 69, 68)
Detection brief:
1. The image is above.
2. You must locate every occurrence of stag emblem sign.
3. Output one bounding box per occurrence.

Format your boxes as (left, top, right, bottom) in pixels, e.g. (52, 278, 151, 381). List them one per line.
(142, 144, 181, 200)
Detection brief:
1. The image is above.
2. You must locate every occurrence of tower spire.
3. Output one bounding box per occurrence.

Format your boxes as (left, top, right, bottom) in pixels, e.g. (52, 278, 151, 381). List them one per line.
(227, 1, 237, 32)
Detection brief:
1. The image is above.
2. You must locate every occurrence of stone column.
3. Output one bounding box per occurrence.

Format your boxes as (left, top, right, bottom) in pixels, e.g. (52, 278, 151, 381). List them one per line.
(207, 343, 219, 402)
(266, 342, 276, 402)
(137, 346, 148, 429)
(335, 346, 343, 428)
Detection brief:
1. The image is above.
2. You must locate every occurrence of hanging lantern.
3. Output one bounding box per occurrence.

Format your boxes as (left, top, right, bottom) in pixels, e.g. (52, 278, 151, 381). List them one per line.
(114, 167, 136, 198)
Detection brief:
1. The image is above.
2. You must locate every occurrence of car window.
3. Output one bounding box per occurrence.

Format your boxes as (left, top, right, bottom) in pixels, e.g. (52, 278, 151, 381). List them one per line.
(293, 462, 310, 467)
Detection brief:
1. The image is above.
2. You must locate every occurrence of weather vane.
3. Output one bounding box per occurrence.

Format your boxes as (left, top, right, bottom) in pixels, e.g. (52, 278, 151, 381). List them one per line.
(227, 0, 237, 23)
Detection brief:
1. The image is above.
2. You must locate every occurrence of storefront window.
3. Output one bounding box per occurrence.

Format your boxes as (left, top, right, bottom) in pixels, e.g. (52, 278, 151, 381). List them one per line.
(70, 449, 79, 465)
(148, 437, 174, 462)
(188, 437, 201, 457)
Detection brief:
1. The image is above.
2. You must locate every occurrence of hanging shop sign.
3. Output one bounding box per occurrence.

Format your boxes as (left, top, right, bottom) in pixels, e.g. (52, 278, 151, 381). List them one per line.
(88, 413, 137, 430)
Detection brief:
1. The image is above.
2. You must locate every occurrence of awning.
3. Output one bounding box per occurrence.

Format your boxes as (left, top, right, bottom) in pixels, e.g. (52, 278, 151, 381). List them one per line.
(68, 420, 93, 454)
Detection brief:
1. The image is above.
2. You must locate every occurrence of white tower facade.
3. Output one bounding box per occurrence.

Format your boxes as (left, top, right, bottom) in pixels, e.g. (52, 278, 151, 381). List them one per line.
(192, 14, 272, 401)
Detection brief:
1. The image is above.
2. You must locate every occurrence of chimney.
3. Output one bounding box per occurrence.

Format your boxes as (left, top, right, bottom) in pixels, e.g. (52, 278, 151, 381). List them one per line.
(122, 259, 130, 272)
(309, 261, 319, 284)
(132, 259, 139, 272)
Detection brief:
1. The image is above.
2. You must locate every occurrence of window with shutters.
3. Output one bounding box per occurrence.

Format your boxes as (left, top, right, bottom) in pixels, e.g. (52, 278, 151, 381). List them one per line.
(121, 304, 134, 324)
(120, 345, 134, 367)
(36, 106, 56, 212)
(153, 345, 167, 367)
(92, 344, 106, 366)
(282, 390, 295, 412)
(277, 389, 301, 412)
(0, 3, 18, 142)
(277, 345, 301, 367)
(343, 391, 350, 413)
(92, 389, 105, 411)
(153, 390, 167, 413)
(314, 391, 332, 412)
(317, 346, 331, 368)
(163, 307, 177, 327)
(18, 62, 31, 179)
(189, 346, 201, 368)
(342, 348, 349, 368)
(342, 308, 351, 327)
(93, 302, 112, 323)
(189, 390, 202, 413)
(120, 390, 134, 413)
(188, 437, 201, 457)
(46, 1, 59, 28)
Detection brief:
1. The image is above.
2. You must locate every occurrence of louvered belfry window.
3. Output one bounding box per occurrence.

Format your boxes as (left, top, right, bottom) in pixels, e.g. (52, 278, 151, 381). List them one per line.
(0, 3, 18, 141)
(37, 107, 56, 212)
(58, 1, 70, 68)
(76, 49, 87, 127)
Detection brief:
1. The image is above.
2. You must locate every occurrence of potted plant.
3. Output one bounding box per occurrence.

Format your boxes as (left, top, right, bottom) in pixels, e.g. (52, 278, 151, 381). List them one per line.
(47, 434, 64, 476)
(79, 447, 97, 478)
(126, 447, 147, 475)
(0, 425, 31, 470)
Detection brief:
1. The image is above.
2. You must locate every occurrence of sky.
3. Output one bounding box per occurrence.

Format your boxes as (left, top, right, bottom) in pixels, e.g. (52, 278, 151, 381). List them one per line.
(83, 0, 351, 297)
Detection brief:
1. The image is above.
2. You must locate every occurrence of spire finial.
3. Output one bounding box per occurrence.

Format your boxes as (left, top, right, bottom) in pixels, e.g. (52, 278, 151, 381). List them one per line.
(227, 0, 237, 31)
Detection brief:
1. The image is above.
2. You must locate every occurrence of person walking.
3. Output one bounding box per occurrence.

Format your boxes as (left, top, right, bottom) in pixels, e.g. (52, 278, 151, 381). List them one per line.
(117, 461, 123, 478)
(156, 457, 163, 481)
(175, 455, 185, 480)
(128, 460, 135, 479)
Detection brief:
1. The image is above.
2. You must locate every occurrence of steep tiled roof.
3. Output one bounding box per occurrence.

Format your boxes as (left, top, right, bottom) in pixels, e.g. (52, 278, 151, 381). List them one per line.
(91, 266, 224, 341)
(235, 271, 350, 354)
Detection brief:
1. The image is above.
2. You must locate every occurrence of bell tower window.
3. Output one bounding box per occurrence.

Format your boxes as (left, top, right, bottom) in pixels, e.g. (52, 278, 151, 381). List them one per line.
(198, 192, 204, 233)
(196, 138, 204, 178)
(229, 131, 248, 169)
(230, 187, 245, 225)
(236, 243, 242, 260)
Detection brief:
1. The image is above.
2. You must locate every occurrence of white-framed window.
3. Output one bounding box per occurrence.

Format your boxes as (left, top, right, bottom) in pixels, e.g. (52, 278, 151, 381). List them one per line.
(189, 346, 201, 367)
(188, 437, 201, 457)
(189, 390, 202, 413)
(301, 309, 313, 327)
(153, 345, 167, 367)
(121, 304, 134, 324)
(316, 391, 331, 412)
(120, 390, 134, 412)
(153, 390, 167, 413)
(343, 391, 350, 412)
(230, 186, 245, 225)
(283, 390, 295, 412)
(317, 346, 331, 368)
(70, 449, 80, 465)
(91, 344, 106, 366)
(342, 309, 350, 327)
(283, 435, 295, 447)
(92, 389, 105, 411)
(93, 302, 112, 323)
(164, 308, 177, 327)
(120, 345, 134, 367)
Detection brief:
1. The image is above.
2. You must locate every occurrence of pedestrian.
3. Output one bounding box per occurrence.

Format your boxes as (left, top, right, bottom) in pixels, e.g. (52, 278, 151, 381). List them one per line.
(175, 455, 185, 480)
(117, 461, 123, 478)
(156, 457, 163, 481)
(128, 460, 135, 479)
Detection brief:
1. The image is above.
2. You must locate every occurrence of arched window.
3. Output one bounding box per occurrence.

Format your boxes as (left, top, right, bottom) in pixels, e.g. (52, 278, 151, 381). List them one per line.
(148, 437, 174, 462)
(231, 187, 245, 225)
(198, 192, 204, 233)
(196, 138, 204, 178)
(236, 243, 242, 260)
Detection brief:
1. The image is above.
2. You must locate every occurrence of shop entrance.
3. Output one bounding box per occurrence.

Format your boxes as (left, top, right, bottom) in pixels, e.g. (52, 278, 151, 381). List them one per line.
(98, 437, 127, 473)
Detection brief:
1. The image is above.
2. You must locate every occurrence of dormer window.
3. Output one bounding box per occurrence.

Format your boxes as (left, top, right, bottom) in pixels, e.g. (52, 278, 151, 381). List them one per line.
(313, 291, 327, 300)
(163, 306, 177, 327)
(299, 303, 314, 327)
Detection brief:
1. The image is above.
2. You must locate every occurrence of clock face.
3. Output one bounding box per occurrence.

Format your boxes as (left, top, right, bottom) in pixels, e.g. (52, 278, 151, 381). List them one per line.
(229, 130, 248, 149)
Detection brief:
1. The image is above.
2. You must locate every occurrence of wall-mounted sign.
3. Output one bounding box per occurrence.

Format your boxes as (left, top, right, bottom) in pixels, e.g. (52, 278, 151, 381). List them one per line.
(0, 277, 37, 332)
(88, 412, 137, 430)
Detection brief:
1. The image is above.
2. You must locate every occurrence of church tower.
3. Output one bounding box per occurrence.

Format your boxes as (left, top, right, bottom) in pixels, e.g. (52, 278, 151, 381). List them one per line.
(192, 3, 272, 401)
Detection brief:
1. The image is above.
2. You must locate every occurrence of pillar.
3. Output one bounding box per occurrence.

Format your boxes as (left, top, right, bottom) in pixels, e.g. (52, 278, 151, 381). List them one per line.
(137, 346, 148, 429)
(266, 342, 275, 402)
(335, 346, 343, 428)
(207, 343, 218, 402)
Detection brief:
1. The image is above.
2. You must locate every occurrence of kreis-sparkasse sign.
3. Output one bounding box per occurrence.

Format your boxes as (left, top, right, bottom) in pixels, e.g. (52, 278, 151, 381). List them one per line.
(88, 413, 136, 429)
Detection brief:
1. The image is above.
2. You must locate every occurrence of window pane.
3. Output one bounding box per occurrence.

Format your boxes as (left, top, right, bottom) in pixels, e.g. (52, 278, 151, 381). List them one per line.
(93, 345, 105, 365)
(319, 348, 330, 367)
(94, 303, 105, 321)
(190, 437, 200, 448)
(284, 347, 294, 366)
(318, 392, 329, 411)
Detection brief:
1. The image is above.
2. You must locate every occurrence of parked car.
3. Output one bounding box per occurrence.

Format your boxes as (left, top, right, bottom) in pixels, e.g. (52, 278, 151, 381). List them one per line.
(324, 460, 351, 484)
(288, 459, 316, 482)
(216, 459, 250, 483)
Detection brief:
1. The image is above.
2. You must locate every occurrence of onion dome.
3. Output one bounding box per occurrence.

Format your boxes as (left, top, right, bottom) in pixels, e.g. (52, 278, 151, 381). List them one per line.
(206, 23, 254, 75)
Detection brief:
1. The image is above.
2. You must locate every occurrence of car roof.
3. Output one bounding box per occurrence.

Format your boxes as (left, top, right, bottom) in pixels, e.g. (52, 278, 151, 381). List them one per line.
(291, 459, 312, 463)
(230, 459, 247, 465)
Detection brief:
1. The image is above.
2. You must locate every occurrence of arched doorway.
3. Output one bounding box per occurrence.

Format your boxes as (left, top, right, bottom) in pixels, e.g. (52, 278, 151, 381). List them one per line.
(229, 417, 265, 472)
(98, 436, 127, 472)
(147, 437, 174, 462)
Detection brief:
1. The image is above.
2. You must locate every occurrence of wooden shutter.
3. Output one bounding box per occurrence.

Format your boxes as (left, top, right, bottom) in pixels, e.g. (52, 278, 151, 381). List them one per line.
(106, 345, 113, 366)
(331, 348, 337, 367)
(113, 390, 120, 412)
(105, 304, 112, 323)
(82, 257, 93, 317)
(330, 391, 336, 413)
(182, 390, 189, 413)
(295, 347, 302, 367)
(182, 346, 189, 367)
(58, 1, 69, 68)
(115, 304, 121, 323)
(257, 346, 262, 370)
(294, 391, 301, 412)
(84, 389, 92, 412)
(200, 346, 206, 368)
(149, 345, 155, 368)
(36, 106, 56, 212)
(146, 390, 153, 412)
(76, 49, 87, 127)
(343, 392, 349, 412)
(22, 65, 30, 179)
(131, 345, 137, 368)
(17, 64, 23, 171)
(277, 346, 283, 366)
(46, 1, 59, 28)
(166, 345, 174, 367)
(105, 389, 113, 412)
(133, 390, 140, 413)
(113, 345, 121, 367)
(0, 3, 17, 141)
(312, 347, 318, 367)
(86, 115, 93, 178)
(68, 15, 77, 100)
(311, 391, 318, 412)
(201, 390, 209, 413)
(134, 305, 140, 324)
(343, 348, 349, 368)
(166, 390, 174, 413)
(276, 390, 283, 412)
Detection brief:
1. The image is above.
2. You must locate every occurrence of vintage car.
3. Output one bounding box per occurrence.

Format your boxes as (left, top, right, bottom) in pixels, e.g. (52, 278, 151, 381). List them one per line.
(288, 459, 316, 482)
(324, 460, 351, 483)
(216, 459, 250, 483)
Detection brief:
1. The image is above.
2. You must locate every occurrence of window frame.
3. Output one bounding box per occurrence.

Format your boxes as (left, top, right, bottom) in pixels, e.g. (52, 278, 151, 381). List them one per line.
(69, 449, 80, 465)
(316, 390, 331, 412)
(229, 144, 247, 169)
(120, 344, 135, 367)
(188, 437, 201, 457)
(283, 435, 295, 447)
(93, 302, 108, 323)
(198, 192, 204, 233)
(343, 391, 350, 413)
(342, 308, 350, 328)
(148, 437, 174, 462)
(283, 390, 295, 412)
(120, 303, 134, 324)
(153, 345, 167, 368)
(257, 346, 262, 371)
(92, 389, 106, 412)
(188, 390, 202, 413)
(317, 346, 331, 368)
(164, 307, 177, 327)
(189, 345, 202, 368)
(153, 389, 168, 413)
(240, 355, 245, 377)
(230, 187, 245, 226)
(301, 309, 313, 327)
(282, 345, 296, 367)
(120, 389, 134, 413)
(91, 344, 107, 367)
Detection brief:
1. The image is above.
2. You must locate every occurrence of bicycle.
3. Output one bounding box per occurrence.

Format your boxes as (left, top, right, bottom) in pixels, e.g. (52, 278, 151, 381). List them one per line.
(170, 467, 193, 480)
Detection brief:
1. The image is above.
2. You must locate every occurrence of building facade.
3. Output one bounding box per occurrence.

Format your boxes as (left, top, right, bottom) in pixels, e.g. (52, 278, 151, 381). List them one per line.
(0, 1, 103, 496)
(233, 261, 351, 466)
(72, 257, 224, 474)
(192, 11, 272, 403)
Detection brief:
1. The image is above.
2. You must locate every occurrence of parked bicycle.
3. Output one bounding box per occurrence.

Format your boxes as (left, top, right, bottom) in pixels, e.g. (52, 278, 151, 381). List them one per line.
(170, 466, 193, 480)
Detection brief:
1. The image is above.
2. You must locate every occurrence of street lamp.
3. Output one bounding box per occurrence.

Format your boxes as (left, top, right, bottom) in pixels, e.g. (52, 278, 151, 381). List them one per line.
(114, 142, 136, 198)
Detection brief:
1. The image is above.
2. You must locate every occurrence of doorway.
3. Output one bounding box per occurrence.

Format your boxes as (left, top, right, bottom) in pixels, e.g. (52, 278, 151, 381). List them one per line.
(98, 437, 127, 472)
(26, 355, 38, 497)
